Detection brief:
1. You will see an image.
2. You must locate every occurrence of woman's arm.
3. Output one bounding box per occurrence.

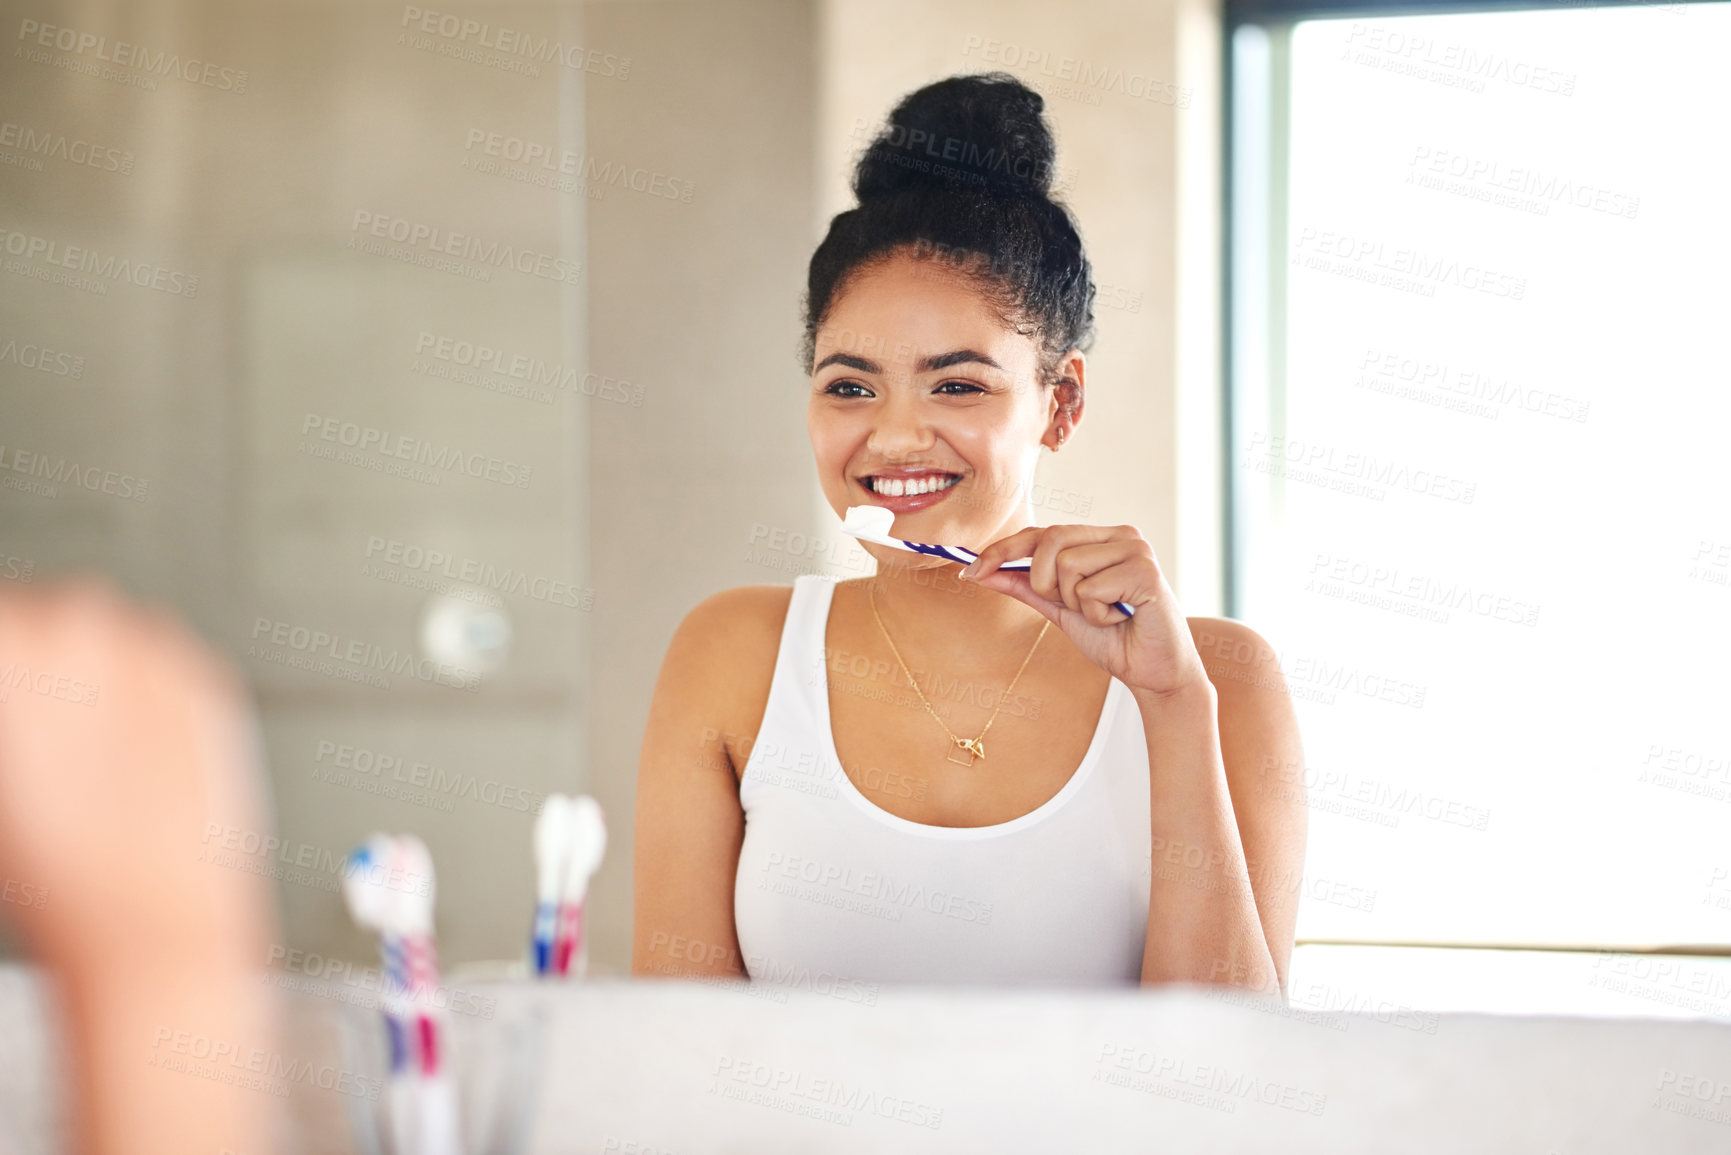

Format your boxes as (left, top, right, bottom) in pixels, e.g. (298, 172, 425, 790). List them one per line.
(959, 525, 1308, 997)
(1136, 618, 1307, 995)
(631, 585, 790, 980)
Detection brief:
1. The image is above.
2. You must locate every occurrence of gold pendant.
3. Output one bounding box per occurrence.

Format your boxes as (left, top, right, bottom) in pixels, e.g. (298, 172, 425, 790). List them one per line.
(947, 736, 986, 765)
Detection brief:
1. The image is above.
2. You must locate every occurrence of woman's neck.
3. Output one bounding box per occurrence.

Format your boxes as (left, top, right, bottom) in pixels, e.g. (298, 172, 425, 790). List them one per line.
(861, 550, 1050, 659)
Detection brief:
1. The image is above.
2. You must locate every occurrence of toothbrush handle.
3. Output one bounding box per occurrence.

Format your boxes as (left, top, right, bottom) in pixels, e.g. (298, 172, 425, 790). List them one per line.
(418, 1074, 463, 1155)
(385, 1011, 409, 1073)
(950, 548, 1136, 618)
(554, 899, 584, 975)
(531, 901, 557, 975)
(388, 1075, 420, 1155)
(418, 1011, 440, 1076)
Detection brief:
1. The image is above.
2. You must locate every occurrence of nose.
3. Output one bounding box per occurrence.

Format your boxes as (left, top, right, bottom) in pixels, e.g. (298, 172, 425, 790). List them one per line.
(865, 387, 934, 463)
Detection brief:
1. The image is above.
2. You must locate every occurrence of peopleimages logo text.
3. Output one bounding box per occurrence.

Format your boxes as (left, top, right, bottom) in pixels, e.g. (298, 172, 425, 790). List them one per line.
(15, 19, 248, 92)
(0, 120, 133, 173)
(399, 7, 630, 77)
(348, 211, 581, 285)
(0, 226, 198, 296)
(300, 413, 533, 489)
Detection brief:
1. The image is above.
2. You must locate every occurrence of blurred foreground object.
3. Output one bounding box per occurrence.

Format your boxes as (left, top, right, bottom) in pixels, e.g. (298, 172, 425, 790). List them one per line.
(0, 578, 281, 1155)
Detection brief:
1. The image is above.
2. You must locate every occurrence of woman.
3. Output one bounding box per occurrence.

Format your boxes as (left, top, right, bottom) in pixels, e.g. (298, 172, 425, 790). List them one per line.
(632, 72, 1305, 992)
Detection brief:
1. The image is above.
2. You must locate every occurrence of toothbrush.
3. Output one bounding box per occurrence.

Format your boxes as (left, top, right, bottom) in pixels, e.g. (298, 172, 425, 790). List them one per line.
(342, 835, 417, 1155)
(553, 796, 607, 977)
(394, 835, 460, 1155)
(531, 794, 575, 975)
(841, 505, 1136, 618)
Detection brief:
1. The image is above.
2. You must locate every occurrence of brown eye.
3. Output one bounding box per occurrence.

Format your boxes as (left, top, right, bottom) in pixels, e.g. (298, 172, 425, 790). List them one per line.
(824, 381, 872, 398)
(935, 381, 985, 395)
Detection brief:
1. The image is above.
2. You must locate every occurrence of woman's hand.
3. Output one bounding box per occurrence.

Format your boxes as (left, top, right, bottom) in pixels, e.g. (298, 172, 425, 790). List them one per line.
(960, 524, 1210, 698)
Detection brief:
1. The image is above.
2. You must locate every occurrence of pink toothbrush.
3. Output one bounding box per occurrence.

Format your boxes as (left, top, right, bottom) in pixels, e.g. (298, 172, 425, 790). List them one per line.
(552, 795, 607, 977)
(393, 835, 459, 1155)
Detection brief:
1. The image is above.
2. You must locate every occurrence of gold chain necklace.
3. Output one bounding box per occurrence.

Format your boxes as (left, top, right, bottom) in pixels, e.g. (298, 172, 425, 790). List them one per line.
(867, 579, 1049, 766)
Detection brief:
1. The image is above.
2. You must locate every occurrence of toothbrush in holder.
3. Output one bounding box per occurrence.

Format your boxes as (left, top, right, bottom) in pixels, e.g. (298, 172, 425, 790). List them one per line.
(530, 795, 574, 976)
(394, 835, 460, 1155)
(342, 835, 418, 1155)
(553, 796, 607, 977)
(841, 505, 1136, 619)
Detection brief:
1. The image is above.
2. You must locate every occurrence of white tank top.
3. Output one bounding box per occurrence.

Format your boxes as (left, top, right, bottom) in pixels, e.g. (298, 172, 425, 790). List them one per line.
(733, 574, 1153, 987)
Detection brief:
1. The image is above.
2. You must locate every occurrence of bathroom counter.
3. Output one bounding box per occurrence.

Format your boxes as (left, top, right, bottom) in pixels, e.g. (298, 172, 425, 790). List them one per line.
(3, 964, 1729, 1153)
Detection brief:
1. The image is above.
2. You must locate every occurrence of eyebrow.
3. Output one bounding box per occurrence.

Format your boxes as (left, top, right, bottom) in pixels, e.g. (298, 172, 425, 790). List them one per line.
(813, 348, 1005, 375)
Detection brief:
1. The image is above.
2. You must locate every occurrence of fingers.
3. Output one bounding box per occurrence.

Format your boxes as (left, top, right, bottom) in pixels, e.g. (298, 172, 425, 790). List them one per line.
(1074, 562, 1155, 626)
(1042, 541, 1137, 613)
(1027, 527, 1139, 610)
(961, 525, 1046, 578)
(963, 567, 1065, 625)
(966, 523, 1125, 582)
(964, 524, 1158, 627)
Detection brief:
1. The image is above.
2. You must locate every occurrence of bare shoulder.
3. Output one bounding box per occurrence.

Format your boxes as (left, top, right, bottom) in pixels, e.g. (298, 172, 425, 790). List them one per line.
(634, 585, 796, 979)
(1184, 615, 1300, 777)
(657, 584, 796, 770)
(1186, 616, 1286, 697)
(675, 584, 794, 651)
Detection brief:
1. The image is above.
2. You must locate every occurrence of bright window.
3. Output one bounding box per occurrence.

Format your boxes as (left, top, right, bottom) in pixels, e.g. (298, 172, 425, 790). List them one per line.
(1228, 2, 1731, 1006)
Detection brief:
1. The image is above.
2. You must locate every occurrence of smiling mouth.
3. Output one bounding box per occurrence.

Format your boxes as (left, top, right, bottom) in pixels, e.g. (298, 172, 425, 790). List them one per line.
(859, 473, 962, 497)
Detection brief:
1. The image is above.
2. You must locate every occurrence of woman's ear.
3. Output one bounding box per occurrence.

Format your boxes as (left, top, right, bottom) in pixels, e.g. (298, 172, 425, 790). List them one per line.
(1045, 349, 1086, 450)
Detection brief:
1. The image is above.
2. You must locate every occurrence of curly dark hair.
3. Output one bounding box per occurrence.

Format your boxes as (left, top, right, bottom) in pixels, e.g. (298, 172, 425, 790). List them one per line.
(800, 71, 1097, 389)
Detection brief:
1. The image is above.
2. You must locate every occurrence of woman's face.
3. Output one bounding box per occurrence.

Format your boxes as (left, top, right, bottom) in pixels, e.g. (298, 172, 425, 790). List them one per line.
(807, 248, 1079, 559)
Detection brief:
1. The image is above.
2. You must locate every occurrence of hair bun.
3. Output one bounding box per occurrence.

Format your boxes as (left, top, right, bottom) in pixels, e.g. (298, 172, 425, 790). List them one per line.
(853, 71, 1057, 203)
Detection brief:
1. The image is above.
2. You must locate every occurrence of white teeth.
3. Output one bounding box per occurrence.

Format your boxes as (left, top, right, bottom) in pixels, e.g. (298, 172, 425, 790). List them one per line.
(869, 475, 957, 497)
